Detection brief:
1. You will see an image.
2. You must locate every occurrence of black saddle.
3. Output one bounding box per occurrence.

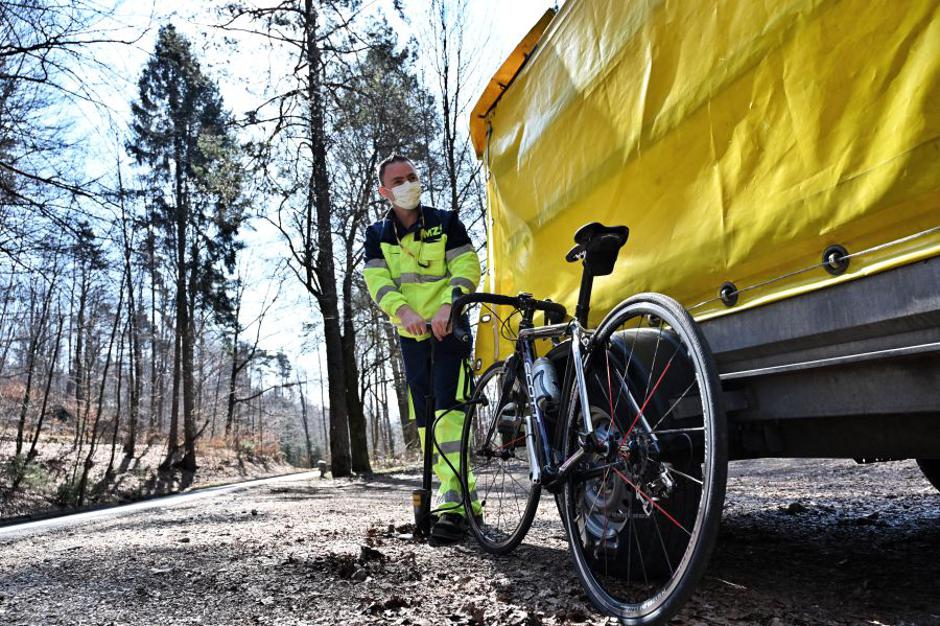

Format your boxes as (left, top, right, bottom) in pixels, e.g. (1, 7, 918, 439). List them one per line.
(565, 222, 629, 276)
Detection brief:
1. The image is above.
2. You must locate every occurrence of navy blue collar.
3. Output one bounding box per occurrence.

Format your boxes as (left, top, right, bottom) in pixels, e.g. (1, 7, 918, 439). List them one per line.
(385, 205, 425, 239)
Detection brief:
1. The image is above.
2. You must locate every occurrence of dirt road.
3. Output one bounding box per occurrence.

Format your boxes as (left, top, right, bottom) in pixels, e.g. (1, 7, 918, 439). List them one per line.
(1, 459, 937, 625)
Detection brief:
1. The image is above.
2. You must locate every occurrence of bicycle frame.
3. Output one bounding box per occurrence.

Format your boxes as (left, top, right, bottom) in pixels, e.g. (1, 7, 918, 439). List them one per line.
(510, 315, 599, 490)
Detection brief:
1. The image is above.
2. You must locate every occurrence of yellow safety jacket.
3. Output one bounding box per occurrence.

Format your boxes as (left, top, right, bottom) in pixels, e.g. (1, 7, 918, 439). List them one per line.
(362, 205, 481, 340)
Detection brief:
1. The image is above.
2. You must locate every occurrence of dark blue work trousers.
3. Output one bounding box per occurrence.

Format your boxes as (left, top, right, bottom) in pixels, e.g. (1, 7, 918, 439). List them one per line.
(398, 327, 472, 428)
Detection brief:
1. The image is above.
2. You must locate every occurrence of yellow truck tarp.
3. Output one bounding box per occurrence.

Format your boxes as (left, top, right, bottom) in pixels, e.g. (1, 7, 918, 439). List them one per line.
(471, 0, 940, 370)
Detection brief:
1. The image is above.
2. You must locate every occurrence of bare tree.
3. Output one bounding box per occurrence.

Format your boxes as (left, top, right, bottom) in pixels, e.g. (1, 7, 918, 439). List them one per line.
(421, 0, 488, 227)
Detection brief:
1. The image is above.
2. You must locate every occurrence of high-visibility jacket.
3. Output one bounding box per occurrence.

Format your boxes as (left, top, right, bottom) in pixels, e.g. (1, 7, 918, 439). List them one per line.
(363, 205, 481, 340)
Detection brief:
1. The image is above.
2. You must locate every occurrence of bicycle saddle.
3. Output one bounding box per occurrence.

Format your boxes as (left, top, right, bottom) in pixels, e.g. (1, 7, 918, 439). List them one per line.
(565, 222, 629, 276)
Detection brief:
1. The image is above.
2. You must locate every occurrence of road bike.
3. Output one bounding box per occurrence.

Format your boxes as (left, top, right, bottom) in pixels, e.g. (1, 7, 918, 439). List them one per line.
(450, 222, 727, 625)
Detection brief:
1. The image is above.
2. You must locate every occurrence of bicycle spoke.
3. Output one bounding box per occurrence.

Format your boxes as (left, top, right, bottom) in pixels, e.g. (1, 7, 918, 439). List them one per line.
(479, 455, 500, 505)
(626, 483, 635, 584)
(605, 350, 617, 427)
(665, 464, 703, 486)
(649, 379, 697, 433)
(644, 317, 665, 401)
(593, 370, 629, 435)
(631, 499, 649, 586)
(495, 433, 526, 450)
(654, 426, 705, 435)
(496, 464, 506, 530)
(651, 506, 675, 578)
(613, 467, 691, 536)
(623, 354, 675, 440)
(508, 471, 524, 520)
(611, 315, 644, 417)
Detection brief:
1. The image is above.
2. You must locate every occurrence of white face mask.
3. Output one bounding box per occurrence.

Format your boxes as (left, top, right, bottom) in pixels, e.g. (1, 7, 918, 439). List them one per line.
(389, 180, 422, 210)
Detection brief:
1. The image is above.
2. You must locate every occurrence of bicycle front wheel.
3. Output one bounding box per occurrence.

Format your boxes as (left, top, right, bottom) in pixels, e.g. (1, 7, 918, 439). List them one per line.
(561, 293, 727, 625)
(462, 359, 541, 554)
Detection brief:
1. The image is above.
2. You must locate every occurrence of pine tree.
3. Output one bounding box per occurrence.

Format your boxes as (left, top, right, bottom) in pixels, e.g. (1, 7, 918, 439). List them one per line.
(127, 24, 246, 472)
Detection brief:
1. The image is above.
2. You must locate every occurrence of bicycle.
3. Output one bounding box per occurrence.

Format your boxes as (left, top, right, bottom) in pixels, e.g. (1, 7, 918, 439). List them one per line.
(449, 222, 728, 625)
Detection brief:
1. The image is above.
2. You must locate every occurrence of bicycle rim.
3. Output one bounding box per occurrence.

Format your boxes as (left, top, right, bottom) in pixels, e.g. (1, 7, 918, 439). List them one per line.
(463, 361, 541, 554)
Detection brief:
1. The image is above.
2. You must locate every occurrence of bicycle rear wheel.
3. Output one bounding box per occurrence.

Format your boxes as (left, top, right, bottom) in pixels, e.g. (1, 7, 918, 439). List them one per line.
(560, 293, 727, 624)
(462, 359, 541, 554)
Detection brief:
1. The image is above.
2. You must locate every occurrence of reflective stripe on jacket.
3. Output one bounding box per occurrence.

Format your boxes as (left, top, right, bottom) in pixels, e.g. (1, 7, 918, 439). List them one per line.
(362, 205, 481, 340)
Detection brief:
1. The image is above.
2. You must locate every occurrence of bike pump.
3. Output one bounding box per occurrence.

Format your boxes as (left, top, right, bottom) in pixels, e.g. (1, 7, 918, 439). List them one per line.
(412, 324, 436, 538)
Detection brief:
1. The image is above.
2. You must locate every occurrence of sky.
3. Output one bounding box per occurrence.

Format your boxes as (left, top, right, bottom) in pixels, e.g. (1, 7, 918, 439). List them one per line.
(73, 0, 560, 399)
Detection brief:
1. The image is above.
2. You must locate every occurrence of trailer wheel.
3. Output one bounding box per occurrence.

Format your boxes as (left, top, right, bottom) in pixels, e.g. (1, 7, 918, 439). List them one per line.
(916, 459, 940, 492)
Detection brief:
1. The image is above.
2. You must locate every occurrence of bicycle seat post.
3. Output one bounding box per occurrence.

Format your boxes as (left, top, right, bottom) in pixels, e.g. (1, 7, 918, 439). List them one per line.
(575, 268, 594, 327)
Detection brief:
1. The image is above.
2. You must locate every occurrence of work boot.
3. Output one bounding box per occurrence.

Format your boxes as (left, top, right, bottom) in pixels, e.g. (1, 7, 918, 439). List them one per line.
(430, 513, 467, 545)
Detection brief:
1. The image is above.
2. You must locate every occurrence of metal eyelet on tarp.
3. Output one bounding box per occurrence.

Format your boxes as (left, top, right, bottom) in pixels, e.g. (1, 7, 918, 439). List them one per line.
(719, 281, 739, 307)
(823, 244, 849, 276)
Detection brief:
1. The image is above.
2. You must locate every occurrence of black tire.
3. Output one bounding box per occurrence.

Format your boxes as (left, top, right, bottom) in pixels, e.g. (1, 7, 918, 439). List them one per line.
(916, 459, 940, 492)
(560, 293, 727, 625)
(461, 360, 541, 554)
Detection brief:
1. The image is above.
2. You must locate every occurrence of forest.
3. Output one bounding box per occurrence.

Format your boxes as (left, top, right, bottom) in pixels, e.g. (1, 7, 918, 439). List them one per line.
(0, 0, 491, 516)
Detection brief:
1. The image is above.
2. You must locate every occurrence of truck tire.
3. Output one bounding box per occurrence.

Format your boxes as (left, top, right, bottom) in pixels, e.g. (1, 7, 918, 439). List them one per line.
(916, 459, 940, 492)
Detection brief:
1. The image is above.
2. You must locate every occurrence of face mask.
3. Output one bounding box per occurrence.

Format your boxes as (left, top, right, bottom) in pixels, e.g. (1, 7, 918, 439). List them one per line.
(389, 180, 422, 210)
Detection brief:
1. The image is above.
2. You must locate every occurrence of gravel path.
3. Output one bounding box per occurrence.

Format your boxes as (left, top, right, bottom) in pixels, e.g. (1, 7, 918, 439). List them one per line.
(0, 459, 937, 625)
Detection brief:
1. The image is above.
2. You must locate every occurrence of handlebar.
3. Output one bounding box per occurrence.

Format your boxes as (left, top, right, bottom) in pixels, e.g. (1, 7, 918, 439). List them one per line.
(450, 291, 569, 345)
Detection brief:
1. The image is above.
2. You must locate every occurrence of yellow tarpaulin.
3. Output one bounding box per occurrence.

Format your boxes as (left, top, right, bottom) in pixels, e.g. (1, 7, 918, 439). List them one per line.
(471, 0, 940, 370)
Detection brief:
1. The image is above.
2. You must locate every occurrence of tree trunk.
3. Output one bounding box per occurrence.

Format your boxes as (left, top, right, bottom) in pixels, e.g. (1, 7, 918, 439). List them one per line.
(16, 282, 53, 456)
(162, 152, 186, 470)
(342, 275, 371, 473)
(119, 171, 141, 458)
(179, 211, 199, 471)
(77, 273, 125, 506)
(298, 379, 314, 467)
(304, 0, 351, 477)
(148, 208, 159, 434)
(106, 321, 127, 478)
(381, 365, 394, 457)
(316, 341, 329, 458)
(0, 273, 16, 379)
(320, 307, 352, 476)
(225, 298, 241, 435)
(12, 313, 64, 492)
(70, 269, 88, 405)
(382, 320, 417, 451)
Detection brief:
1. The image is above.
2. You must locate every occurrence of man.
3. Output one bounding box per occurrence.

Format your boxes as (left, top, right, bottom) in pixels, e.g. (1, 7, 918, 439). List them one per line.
(362, 153, 482, 544)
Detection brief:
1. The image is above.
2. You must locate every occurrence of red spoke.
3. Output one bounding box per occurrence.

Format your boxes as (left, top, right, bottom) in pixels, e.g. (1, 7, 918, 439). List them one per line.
(603, 350, 632, 436)
(495, 433, 526, 450)
(623, 355, 674, 440)
(612, 466, 691, 536)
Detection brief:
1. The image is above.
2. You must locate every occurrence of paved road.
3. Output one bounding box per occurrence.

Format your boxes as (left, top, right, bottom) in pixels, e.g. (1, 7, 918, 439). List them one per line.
(0, 471, 317, 540)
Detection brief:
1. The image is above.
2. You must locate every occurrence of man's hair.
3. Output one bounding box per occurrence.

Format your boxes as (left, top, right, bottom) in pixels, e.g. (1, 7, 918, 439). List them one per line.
(376, 153, 414, 187)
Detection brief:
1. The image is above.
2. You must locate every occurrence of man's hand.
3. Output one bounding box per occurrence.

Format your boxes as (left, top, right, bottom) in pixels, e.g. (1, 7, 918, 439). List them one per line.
(431, 304, 452, 341)
(396, 305, 427, 336)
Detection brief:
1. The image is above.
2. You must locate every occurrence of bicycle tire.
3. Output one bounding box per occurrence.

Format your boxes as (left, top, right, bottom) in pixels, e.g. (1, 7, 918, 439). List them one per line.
(560, 293, 727, 625)
(462, 360, 542, 555)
